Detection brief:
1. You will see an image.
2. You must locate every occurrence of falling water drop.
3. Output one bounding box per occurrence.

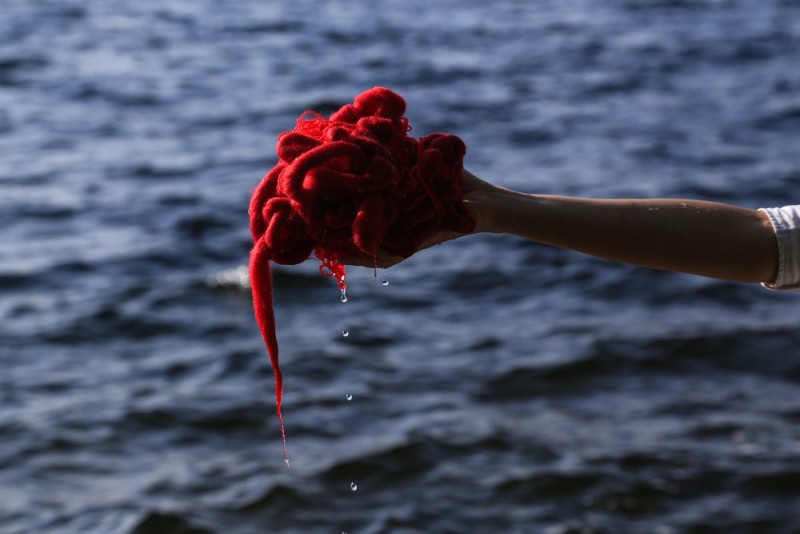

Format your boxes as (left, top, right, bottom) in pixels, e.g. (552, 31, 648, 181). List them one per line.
(345, 393, 353, 401)
(340, 289, 348, 303)
(350, 482, 358, 491)
(341, 330, 349, 337)
(381, 279, 389, 286)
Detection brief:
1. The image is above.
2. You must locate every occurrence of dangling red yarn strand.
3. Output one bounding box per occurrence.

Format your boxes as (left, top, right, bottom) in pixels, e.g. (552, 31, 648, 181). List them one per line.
(319, 255, 347, 292)
(248, 87, 475, 462)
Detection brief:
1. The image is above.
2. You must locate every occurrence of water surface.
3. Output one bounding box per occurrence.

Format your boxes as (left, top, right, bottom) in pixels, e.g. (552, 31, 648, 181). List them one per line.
(2, 1, 800, 532)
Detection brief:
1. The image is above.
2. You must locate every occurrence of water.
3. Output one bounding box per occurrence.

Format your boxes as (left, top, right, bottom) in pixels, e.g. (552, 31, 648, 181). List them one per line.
(2, 1, 800, 533)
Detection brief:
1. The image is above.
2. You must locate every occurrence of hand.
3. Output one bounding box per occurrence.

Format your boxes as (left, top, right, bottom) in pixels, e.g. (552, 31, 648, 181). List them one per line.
(341, 168, 495, 268)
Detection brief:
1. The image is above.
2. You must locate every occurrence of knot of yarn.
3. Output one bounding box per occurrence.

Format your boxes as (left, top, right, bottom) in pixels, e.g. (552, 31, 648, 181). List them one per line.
(248, 87, 475, 461)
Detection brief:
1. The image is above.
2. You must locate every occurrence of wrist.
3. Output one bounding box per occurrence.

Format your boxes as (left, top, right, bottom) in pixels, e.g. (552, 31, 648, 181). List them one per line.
(463, 187, 524, 235)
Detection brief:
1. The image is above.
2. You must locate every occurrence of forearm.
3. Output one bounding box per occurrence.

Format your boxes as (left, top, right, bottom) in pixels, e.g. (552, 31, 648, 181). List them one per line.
(472, 187, 778, 284)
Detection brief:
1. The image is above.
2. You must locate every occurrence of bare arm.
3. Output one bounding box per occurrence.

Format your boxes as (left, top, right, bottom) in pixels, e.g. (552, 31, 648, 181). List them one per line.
(468, 179, 778, 284)
(348, 170, 779, 285)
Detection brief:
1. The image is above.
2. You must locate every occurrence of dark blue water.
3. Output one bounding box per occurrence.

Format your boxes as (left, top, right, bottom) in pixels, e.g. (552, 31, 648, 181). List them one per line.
(2, 1, 800, 532)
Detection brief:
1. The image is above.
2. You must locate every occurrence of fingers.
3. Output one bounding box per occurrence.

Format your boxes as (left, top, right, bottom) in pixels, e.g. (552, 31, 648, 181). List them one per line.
(339, 169, 494, 269)
(340, 232, 456, 268)
(340, 170, 490, 268)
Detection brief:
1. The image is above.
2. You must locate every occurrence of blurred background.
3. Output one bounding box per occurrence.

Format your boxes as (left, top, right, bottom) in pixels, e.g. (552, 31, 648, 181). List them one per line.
(2, 0, 800, 532)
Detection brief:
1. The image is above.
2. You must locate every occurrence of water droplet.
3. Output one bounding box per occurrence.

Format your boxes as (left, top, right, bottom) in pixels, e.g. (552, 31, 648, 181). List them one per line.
(381, 280, 389, 286)
(339, 290, 348, 303)
(284, 458, 291, 467)
(350, 482, 358, 491)
(341, 330, 349, 337)
(345, 393, 353, 401)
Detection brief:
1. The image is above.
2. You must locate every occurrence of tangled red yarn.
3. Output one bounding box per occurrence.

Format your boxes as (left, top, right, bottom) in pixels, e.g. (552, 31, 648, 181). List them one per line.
(248, 87, 475, 461)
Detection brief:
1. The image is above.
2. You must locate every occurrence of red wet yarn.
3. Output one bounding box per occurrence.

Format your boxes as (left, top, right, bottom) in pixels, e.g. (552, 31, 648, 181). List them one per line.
(248, 87, 475, 461)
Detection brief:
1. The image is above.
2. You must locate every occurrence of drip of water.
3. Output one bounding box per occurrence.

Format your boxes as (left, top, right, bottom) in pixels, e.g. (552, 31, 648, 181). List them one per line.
(350, 482, 358, 491)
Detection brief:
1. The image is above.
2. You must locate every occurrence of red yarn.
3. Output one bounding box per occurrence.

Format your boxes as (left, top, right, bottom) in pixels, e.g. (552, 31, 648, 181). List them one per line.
(248, 87, 474, 461)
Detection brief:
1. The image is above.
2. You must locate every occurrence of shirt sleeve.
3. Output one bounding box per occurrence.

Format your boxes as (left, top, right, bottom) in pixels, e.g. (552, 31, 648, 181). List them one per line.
(759, 205, 800, 291)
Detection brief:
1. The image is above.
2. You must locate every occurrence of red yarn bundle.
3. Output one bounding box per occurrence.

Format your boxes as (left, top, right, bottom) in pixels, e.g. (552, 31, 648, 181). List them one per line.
(248, 87, 474, 461)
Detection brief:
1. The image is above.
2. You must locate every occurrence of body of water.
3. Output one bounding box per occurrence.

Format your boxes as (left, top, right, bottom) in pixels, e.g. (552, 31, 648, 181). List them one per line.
(2, 1, 800, 532)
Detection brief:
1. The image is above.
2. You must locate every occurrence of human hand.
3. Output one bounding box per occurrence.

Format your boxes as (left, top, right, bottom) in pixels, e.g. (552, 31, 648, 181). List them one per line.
(341, 168, 496, 268)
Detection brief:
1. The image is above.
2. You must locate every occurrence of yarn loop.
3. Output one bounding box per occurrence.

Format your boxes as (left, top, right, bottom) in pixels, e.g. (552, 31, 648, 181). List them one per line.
(248, 87, 474, 461)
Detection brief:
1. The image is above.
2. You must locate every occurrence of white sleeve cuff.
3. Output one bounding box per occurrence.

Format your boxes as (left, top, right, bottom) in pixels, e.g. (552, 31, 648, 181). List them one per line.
(759, 205, 800, 291)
